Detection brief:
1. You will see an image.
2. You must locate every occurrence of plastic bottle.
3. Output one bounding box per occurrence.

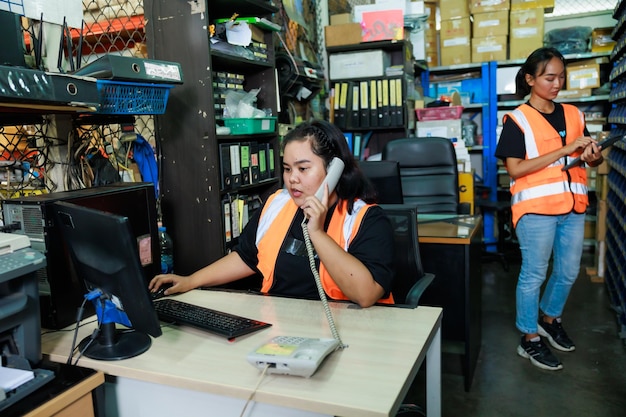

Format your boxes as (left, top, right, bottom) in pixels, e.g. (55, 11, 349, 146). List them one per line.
(158, 226, 174, 274)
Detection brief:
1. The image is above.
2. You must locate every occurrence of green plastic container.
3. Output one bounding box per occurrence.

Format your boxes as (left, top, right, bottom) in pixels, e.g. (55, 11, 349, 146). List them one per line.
(223, 117, 277, 134)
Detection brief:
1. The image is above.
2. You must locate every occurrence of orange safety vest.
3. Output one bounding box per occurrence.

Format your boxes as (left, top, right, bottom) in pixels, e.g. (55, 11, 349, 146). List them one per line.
(256, 189, 394, 304)
(504, 103, 588, 227)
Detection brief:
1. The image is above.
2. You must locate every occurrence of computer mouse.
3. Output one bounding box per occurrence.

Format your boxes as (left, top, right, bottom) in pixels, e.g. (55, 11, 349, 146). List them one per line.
(151, 283, 173, 300)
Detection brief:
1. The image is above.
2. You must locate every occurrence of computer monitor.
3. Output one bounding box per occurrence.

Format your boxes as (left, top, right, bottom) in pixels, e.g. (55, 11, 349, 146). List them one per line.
(358, 160, 404, 204)
(52, 201, 162, 361)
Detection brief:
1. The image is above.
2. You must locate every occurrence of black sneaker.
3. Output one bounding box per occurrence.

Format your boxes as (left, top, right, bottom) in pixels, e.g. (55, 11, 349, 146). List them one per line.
(538, 318, 575, 352)
(517, 336, 563, 371)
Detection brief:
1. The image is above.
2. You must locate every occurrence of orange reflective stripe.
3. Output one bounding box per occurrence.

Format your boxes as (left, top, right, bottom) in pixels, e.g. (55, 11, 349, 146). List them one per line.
(319, 200, 394, 304)
(257, 190, 298, 292)
(507, 104, 588, 227)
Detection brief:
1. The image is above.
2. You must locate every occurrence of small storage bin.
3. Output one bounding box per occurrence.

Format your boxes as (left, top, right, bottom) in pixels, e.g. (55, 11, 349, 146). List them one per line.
(95, 80, 173, 114)
(223, 117, 277, 134)
(415, 106, 464, 121)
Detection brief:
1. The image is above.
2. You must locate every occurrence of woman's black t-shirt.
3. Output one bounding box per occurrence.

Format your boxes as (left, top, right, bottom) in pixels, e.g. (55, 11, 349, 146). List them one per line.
(233, 201, 395, 300)
(496, 102, 589, 160)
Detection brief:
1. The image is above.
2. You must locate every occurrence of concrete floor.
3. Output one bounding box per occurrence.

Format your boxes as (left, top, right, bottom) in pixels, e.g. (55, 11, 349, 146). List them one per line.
(404, 248, 626, 417)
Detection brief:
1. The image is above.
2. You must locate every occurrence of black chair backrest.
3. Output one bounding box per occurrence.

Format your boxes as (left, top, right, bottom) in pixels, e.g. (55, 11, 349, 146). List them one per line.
(358, 160, 404, 204)
(382, 137, 460, 214)
(379, 204, 434, 308)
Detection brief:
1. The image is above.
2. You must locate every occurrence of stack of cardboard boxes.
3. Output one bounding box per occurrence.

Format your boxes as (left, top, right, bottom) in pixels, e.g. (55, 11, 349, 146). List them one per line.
(423, 1, 439, 67)
(438, 0, 554, 66)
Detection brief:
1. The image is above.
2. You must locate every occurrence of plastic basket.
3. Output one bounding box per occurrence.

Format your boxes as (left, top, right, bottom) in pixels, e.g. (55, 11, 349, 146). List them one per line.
(223, 117, 277, 134)
(95, 80, 173, 115)
(415, 105, 464, 121)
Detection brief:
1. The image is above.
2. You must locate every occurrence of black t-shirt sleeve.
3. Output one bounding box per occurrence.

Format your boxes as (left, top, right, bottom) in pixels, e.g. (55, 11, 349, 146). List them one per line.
(232, 205, 262, 272)
(347, 205, 395, 295)
(495, 117, 526, 161)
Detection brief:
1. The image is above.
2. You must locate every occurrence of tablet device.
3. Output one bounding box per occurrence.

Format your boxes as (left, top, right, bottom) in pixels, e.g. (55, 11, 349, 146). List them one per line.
(561, 135, 624, 171)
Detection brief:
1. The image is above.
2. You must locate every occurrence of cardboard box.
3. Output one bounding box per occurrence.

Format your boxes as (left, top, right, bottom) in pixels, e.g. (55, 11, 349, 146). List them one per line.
(556, 88, 592, 99)
(591, 27, 616, 53)
(510, 0, 554, 12)
(440, 17, 471, 40)
(416, 119, 463, 140)
(329, 50, 391, 80)
(472, 11, 509, 38)
(325, 24, 362, 48)
(330, 13, 352, 25)
(470, 0, 510, 14)
(440, 17, 471, 66)
(426, 51, 439, 67)
(472, 36, 508, 62)
(439, 0, 469, 20)
(458, 171, 475, 214)
(509, 8, 544, 60)
(566, 61, 600, 90)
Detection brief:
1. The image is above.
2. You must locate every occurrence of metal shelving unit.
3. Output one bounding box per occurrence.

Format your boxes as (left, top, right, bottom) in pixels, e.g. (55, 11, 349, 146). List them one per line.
(605, 0, 626, 341)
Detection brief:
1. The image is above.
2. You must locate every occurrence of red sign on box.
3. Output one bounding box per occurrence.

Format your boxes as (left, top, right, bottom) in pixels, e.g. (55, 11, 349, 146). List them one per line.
(361, 10, 404, 42)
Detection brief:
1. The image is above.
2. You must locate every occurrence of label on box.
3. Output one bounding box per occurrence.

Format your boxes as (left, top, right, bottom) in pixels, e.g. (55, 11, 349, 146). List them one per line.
(443, 37, 470, 47)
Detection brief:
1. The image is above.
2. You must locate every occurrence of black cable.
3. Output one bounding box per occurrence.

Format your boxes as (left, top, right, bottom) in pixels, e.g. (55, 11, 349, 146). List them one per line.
(67, 297, 89, 365)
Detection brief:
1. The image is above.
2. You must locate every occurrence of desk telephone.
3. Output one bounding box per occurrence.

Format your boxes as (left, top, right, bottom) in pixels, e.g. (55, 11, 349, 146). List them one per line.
(248, 158, 345, 377)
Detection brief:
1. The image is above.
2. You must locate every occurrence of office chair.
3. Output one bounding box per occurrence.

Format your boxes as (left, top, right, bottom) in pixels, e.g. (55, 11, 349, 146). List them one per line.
(382, 137, 468, 214)
(357, 160, 404, 204)
(379, 204, 435, 308)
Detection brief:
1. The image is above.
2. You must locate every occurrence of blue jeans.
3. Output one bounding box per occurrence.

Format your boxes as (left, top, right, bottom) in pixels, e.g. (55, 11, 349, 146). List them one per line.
(515, 213, 585, 334)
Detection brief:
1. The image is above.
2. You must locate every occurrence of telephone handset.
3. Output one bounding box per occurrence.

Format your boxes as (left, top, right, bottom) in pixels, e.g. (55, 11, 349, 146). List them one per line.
(314, 157, 345, 201)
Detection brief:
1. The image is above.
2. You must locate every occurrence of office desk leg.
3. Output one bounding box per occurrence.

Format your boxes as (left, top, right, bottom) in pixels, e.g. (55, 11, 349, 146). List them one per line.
(426, 324, 441, 417)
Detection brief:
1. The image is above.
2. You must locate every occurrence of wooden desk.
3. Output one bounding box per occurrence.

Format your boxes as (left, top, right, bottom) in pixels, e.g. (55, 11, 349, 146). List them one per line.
(417, 214, 483, 392)
(41, 290, 442, 417)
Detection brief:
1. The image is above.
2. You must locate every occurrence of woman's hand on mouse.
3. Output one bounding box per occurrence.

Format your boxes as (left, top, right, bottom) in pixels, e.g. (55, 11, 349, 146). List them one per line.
(149, 274, 193, 296)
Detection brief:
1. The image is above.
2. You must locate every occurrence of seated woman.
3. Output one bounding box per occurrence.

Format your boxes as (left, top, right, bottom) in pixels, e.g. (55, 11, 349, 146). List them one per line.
(149, 120, 395, 307)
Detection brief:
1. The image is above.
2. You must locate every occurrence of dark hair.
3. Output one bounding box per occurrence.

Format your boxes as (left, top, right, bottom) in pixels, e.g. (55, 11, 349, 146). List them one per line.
(515, 47, 565, 98)
(281, 120, 377, 212)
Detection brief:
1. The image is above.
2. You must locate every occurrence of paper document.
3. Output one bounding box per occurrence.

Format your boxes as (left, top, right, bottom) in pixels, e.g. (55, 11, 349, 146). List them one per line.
(0, 365, 34, 391)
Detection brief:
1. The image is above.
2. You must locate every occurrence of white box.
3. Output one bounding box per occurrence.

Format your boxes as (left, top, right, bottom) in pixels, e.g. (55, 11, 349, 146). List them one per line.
(329, 50, 391, 80)
(416, 119, 463, 141)
(496, 66, 521, 95)
(353, 0, 407, 22)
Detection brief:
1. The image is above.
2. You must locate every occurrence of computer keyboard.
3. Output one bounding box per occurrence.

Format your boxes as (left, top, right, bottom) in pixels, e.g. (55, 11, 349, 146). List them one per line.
(153, 299, 271, 339)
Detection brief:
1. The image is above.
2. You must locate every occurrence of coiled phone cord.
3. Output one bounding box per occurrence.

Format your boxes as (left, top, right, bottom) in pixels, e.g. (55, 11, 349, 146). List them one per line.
(301, 217, 346, 348)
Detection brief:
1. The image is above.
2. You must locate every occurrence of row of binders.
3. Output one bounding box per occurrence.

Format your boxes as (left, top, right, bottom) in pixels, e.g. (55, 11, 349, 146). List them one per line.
(332, 78, 404, 130)
(222, 193, 263, 247)
(219, 142, 276, 191)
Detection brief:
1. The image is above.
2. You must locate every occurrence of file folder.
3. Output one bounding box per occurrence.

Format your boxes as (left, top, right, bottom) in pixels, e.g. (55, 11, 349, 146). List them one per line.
(394, 78, 404, 126)
(240, 142, 251, 185)
(369, 79, 378, 127)
(250, 142, 260, 183)
(359, 81, 369, 128)
(73, 54, 184, 84)
(350, 82, 359, 128)
(381, 79, 391, 127)
(219, 143, 232, 190)
(230, 144, 242, 188)
(259, 144, 269, 180)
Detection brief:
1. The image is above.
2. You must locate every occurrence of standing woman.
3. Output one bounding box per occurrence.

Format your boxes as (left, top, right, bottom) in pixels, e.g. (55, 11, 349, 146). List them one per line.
(495, 47, 604, 370)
